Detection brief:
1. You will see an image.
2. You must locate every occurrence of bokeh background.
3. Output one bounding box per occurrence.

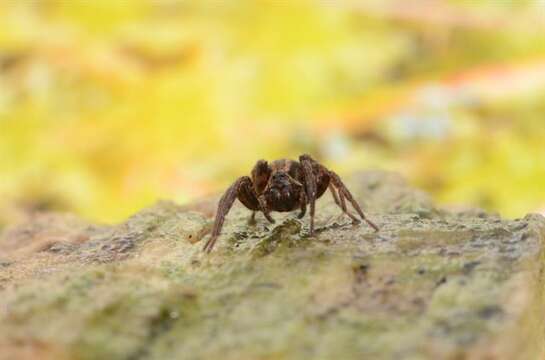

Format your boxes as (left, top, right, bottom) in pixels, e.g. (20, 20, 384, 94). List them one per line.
(1, 0, 545, 225)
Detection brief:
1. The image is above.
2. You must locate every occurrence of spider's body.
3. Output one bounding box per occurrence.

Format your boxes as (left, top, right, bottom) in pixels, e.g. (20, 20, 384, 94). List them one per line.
(202, 154, 378, 252)
(260, 159, 304, 211)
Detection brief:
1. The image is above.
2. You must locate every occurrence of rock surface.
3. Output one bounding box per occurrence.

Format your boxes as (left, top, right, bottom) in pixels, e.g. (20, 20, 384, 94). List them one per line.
(0, 171, 544, 360)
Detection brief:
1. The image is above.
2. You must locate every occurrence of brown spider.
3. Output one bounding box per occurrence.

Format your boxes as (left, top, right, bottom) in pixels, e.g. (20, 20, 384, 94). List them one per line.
(202, 154, 379, 252)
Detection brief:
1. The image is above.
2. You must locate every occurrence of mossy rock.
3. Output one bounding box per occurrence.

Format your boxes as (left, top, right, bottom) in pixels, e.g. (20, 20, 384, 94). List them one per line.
(0, 171, 544, 360)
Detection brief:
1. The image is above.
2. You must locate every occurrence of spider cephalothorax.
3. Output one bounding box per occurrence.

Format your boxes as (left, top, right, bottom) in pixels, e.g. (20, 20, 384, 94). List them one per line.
(202, 154, 379, 252)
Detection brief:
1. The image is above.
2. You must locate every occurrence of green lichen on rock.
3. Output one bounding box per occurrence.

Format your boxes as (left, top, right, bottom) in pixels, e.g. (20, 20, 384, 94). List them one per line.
(0, 171, 544, 360)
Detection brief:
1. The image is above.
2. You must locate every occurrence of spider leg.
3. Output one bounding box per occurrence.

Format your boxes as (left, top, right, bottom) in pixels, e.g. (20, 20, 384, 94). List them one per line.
(250, 159, 275, 224)
(258, 195, 275, 223)
(329, 183, 341, 206)
(299, 155, 317, 235)
(329, 171, 379, 231)
(333, 184, 360, 223)
(300, 154, 378, 232)
(297, 190, 307, 219)
(203, 176, 257, 253)
(286, 174, 303, 188)
(248, 211, 256, 225)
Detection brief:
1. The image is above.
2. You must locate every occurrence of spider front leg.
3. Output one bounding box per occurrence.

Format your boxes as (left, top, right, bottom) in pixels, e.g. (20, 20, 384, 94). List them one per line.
(203, 176, 259, 253)
(248, 211, 257, 225)
(299, 155, 318, 235)
(258, 195, 275, 223)
(297, 190, 307, 219)
(251, 159, 275, 224)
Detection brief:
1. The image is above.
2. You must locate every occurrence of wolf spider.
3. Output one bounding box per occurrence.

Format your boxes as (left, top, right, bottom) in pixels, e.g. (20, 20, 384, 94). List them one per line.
(202, 154, 379, 252)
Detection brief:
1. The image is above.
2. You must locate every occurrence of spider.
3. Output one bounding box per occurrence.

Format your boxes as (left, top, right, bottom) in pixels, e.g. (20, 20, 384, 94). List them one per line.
(202, 154, 379, 252)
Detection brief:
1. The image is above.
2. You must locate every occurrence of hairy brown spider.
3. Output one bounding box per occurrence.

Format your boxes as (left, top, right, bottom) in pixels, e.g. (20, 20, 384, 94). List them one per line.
(202, 154, 379, 252)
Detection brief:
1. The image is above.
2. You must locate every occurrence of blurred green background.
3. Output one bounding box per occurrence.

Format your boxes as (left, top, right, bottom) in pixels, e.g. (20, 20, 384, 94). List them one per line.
(1, 0, 545, 224)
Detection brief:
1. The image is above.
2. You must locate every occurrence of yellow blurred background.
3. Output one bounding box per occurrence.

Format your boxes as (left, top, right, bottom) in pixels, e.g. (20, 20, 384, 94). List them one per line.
(1, 0, 545, 224)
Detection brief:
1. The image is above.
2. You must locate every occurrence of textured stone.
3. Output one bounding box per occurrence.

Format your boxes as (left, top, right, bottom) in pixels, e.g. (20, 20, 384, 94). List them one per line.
(0, 171, 543, 360)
